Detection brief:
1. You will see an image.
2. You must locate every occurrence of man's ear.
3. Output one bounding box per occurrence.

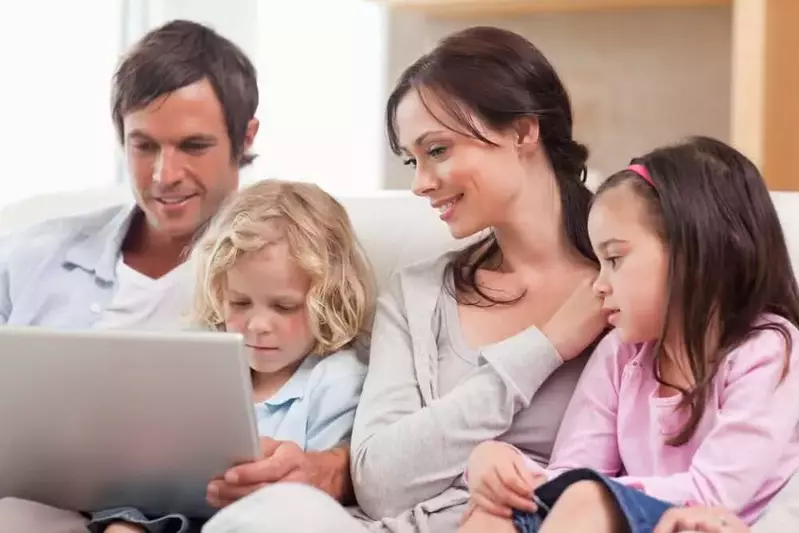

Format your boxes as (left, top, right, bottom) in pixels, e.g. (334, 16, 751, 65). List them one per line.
(243, 118, 260, 152)
(513, 117, 540, 155)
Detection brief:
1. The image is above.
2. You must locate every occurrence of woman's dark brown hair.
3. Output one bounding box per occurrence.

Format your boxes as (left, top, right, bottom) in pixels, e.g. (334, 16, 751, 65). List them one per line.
(385, 26, 596, 304)
(595, 136, 799, 446)
(112, 19, 259, 166)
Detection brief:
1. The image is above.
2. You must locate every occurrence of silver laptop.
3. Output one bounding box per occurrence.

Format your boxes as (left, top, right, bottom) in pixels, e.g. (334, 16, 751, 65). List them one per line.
(0, 326, 260, 519)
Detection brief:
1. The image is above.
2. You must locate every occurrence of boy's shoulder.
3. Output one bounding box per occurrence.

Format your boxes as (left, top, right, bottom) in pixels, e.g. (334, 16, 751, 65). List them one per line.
(302, 348, 366, 414)
(308, 348, 367, 385)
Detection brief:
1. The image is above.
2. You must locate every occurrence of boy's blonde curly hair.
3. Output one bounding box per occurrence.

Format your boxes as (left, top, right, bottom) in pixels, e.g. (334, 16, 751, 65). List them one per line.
(190, 179, 376, 356)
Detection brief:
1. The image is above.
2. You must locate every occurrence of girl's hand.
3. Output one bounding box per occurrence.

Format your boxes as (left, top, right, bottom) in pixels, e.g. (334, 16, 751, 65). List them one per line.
(104, 524, 146, 533)
(653, 506, 749, 533)
(466, 440, 545, 517)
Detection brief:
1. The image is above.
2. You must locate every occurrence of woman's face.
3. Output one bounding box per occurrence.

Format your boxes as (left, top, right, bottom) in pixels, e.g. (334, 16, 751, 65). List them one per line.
(394, 89, 536, 239)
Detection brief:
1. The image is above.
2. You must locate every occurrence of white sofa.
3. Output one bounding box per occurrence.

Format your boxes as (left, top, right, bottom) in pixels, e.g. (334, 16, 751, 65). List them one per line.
(2, 186, 799, 531)
(2, 185, 799, 286)
(0, 186, 459, 292)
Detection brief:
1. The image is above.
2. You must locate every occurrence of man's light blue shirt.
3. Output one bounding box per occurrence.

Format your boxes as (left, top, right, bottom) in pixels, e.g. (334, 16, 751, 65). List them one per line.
(0, 204, 136, 327)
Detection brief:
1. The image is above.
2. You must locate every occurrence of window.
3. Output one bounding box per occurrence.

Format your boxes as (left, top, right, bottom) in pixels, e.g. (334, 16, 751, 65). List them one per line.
(253, 0, 387, 193)
(0, 0, 125, 210)
(0, 0, 388, 213)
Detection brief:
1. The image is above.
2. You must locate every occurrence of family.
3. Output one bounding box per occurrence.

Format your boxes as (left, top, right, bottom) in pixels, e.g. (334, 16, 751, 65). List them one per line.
(1, 18, 798, 533)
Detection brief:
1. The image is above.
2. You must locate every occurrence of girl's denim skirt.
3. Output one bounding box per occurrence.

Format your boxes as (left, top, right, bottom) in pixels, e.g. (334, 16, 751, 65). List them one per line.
(512, 468, 673, 533)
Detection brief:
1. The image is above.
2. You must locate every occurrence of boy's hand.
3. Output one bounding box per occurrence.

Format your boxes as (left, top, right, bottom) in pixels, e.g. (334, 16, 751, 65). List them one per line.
(466, 440, 546, 517)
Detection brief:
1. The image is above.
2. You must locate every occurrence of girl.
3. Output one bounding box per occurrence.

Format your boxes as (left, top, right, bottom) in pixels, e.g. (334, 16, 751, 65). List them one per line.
(460, 137, 799, 533)
(100, 179, 376, 533)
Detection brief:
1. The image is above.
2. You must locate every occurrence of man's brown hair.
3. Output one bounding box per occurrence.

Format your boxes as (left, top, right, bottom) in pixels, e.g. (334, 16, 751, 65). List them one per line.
(112, 19, 259, 166)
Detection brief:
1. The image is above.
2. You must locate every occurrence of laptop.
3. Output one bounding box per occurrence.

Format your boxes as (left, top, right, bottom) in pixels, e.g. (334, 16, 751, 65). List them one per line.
(0, 326, 260, 518)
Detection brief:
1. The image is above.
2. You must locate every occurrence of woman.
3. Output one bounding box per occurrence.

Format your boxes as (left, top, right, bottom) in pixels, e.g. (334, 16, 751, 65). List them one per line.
(203, 25, 608, 533)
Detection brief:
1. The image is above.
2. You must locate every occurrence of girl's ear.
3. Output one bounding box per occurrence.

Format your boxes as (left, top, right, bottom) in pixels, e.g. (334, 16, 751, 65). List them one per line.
(512, 117, 540, 155)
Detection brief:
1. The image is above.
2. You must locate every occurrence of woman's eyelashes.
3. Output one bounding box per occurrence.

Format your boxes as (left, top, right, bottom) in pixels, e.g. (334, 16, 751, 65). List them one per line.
(401, 144, 449, 168)
(428, 145, 447, 159)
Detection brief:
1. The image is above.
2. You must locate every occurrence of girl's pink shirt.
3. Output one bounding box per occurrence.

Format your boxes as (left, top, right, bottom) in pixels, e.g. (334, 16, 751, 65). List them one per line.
(525, 315, 799, 525)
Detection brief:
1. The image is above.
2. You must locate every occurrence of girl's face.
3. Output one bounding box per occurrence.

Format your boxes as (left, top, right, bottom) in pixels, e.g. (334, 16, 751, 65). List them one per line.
(222, 242, 315, 376)
(588, 183, 670, 343)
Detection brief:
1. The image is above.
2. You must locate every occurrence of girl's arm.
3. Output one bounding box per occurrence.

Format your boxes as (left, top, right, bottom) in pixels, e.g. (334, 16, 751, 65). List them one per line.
(617, 328, 799, 516)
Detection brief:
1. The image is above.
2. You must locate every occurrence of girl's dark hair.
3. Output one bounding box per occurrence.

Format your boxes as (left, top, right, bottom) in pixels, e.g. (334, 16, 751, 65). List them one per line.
(596, 136, 799, 446)
(386, 26, 596, 304)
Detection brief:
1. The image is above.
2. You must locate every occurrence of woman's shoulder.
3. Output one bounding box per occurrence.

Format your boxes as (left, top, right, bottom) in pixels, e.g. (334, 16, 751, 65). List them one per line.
(392, 250, 457, 285)
(380, 251, 456, 313)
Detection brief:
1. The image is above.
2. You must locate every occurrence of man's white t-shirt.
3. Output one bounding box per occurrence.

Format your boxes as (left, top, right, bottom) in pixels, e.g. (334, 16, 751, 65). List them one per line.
(93, 259, 194, 331)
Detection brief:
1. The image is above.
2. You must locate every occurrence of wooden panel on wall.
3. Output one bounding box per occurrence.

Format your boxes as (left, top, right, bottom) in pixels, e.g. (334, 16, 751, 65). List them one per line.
(763, 1, 799, 190)
(370, 0, 729, 17)
(732, 0, 799, 190)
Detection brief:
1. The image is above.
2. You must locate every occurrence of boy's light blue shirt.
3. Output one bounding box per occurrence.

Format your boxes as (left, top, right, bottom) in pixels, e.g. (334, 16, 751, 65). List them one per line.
(256, 348, 366, 451)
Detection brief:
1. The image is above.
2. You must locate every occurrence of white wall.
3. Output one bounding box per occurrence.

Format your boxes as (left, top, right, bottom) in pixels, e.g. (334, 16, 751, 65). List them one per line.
(150, 0, 388, 193)
(0, 0, 388, 213)
(255, 0, 387, 193)
(0, 0, 123, 209)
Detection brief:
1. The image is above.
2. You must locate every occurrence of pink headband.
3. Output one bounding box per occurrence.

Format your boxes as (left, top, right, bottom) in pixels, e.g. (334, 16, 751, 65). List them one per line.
(627, 163, 654, 187)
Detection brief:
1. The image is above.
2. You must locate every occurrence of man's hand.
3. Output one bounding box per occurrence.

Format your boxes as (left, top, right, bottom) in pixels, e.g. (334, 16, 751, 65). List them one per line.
(466, 440, 546, 518)
(207, 437, 352, 508)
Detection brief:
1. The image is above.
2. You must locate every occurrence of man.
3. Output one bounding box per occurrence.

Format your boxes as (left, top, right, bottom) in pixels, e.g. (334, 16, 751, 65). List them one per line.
(0, 19, 351, 533)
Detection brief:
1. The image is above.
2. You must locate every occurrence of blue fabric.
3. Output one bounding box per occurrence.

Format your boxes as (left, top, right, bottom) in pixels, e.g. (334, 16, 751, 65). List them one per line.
(0, 203, 135, 327)
(512, 468, 674, 533)
(255, 349, 366, 452)
(87, 506, 191, 533)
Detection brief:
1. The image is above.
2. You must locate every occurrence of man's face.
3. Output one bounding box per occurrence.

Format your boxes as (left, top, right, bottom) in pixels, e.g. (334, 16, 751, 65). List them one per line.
(123, 79, 253, 240)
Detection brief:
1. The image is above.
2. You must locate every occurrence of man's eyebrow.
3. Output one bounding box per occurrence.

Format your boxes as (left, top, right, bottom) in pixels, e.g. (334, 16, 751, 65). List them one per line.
(126, 130, 218, 144)
(126, 129, 152, 141)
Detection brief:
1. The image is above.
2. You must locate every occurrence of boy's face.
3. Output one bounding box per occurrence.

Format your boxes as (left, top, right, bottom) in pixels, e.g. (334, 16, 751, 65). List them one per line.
(222, 239, 315, 378)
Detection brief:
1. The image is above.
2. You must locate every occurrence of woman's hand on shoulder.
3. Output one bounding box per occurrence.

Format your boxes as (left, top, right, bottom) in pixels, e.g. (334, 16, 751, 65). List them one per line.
(541, 276, 609, 361)
(466, 440, 545, 518)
